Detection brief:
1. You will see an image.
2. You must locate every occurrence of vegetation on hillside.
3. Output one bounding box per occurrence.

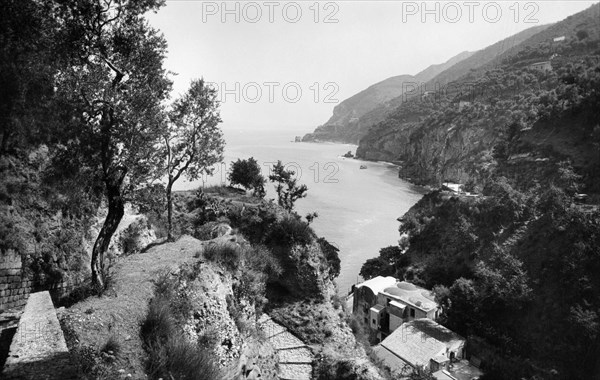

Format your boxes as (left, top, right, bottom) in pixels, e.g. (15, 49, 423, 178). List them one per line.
(0, 0, 225, 293)
(359, 5, 600, 379)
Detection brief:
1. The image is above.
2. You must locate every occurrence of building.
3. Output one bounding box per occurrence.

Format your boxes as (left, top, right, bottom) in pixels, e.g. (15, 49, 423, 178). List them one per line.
(442, 182, 463, 193)
(553, 36, 566, 42)
(528, 61, 552, 72)
(373, 319, 483, 380)
(353, 277, 439, 340)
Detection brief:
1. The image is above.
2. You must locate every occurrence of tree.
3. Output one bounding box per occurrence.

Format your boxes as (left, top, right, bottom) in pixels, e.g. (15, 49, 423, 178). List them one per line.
(164, 79, 224, 241)
(359, 245, 409, 280)
(0, 0, 63, 154)
(398, 365, 436, 380)
(268, 161, 307, 211)
(228, 157, 265, 197)
(55, 0, 172, 289)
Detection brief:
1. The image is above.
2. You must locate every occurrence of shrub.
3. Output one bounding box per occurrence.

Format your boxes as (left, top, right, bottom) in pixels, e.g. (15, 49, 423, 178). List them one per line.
(202, 242, 242, 271)
(318, 237, 341, 279)
(264, 214, 314, 249)
(140, 296, 175, 348)
(101, 334, 121, 356)
(157, 335, 220, 380)
(141, 290, 221, 380)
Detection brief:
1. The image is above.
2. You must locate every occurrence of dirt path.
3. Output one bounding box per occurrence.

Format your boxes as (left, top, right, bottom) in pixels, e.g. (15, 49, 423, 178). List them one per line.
(62, 235, 211, 379)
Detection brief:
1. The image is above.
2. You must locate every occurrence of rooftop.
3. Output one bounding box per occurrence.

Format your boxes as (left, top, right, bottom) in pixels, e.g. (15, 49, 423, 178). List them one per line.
(356, 276, 397, 296)
(370, 304, 385, 312)
(381, 281, 438, 312)
(379, 319, 464, 368)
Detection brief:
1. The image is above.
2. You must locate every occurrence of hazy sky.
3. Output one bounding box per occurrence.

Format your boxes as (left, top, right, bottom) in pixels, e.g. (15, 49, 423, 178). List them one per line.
(147, 1, 597, 132)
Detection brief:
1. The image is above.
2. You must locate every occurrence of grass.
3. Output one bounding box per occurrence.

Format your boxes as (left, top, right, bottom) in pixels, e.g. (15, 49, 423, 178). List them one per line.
(59, 315, 124, 380)
(101, 334, 121, 356)
(141, 277, 221, 380)
(202, 242, 242, 271)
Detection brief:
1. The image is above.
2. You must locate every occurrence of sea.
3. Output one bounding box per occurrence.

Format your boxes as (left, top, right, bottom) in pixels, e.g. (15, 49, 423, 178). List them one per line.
(174, 128, 425, 295)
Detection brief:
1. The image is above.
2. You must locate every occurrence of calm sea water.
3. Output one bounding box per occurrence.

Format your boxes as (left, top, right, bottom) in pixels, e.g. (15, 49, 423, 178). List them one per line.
(174, 128, 425, 294)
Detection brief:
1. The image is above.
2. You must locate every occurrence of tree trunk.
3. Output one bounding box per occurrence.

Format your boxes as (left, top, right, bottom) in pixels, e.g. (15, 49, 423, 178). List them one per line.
(166, 179, 174, 242)
(91, 173, 126, 290)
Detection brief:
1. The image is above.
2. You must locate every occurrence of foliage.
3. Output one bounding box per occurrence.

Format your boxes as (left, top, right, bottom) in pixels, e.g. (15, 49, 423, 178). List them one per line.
(317, 237, 341, 279)
(264, 214, 314, 250)
(359, 245, 409, 281)
(366, 176, 600, 378)
(228, 157, 266, 197)
(202, 242, 242, 272)
(141, 295, 220, 380)
(268, 160, 308, 211)
(0, 0, 64, 154)
(141, 271, 221, 380)
(163, 78, 225, 240)
(52, 0, 173, 288)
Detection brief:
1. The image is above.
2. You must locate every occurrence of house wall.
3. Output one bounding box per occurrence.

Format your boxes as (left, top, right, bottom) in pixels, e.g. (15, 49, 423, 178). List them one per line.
(447, 341, 466, 360)
(389, 314, 403, 332)
(369, 308, 380, 329)
(353, 286, 379, 325)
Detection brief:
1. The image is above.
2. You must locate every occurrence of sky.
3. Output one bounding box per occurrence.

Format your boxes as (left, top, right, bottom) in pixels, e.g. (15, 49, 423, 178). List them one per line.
(147, 1, 598, 132)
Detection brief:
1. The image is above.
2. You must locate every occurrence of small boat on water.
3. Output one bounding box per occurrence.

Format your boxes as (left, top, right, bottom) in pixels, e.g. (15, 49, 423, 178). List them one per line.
(359, 165, 367, 169)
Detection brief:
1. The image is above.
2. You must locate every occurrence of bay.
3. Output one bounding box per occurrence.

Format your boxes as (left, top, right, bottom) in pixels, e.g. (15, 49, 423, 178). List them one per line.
(174, 128, 425, 294)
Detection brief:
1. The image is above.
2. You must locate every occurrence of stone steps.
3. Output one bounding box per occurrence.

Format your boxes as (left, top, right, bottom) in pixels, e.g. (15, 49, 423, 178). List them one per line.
(258, 315, 313, 380)
(278, 363, 313, 380)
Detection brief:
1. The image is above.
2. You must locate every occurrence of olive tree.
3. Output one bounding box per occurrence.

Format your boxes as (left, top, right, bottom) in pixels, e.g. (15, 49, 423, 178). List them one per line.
(163, 79, 224, 241)
(55, 0, 172, 289)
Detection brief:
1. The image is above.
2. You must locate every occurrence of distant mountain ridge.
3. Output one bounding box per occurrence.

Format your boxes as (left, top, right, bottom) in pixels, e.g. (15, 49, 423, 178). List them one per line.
(352, 24, 551, 140)
(302, 51, 474, 144)
(355, 3, 600, 189)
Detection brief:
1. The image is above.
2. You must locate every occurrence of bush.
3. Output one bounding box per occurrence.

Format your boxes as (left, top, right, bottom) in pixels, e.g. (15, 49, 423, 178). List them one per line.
(202, 242, 242, 271)
(265, 214, 314, 249)
(140, 296, 175, 348)
(141, 289, 221, 380)
(101, 334, 121, 356)
(318, 237, 341, 279)
(144, 330, 220, 380)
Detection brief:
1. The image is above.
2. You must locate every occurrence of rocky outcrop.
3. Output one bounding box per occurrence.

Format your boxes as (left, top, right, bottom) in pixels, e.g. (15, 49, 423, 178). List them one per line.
(357, 119, 496, 185)
(277, 242, 337, 300)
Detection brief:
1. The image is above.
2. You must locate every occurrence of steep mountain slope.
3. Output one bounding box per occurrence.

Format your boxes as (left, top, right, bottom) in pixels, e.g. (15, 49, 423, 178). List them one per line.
(353, 24, 551, 148)
(302, 51, 473, 144)
(357, 3, 600, 191)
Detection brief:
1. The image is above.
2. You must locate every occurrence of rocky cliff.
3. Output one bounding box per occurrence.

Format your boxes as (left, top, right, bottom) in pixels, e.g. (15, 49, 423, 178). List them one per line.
(357, 4, 600, 188)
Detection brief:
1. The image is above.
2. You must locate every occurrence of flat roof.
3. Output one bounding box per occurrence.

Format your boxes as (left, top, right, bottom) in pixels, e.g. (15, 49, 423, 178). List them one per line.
(389, 300, 406, 310)
(381, 281, 438, 312)
(370, 304, 385, 312)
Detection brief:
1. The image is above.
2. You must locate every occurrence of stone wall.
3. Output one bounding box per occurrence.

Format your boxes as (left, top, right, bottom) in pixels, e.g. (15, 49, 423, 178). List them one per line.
(0, 249, 85, 312)
(0, 250, 30, 311)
